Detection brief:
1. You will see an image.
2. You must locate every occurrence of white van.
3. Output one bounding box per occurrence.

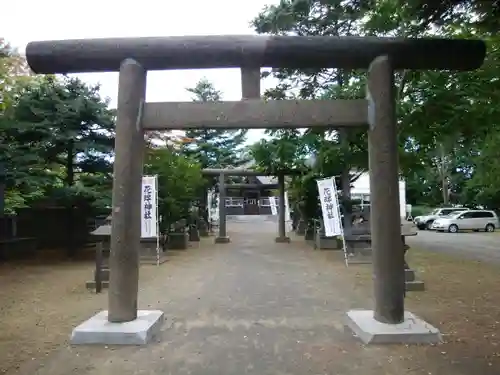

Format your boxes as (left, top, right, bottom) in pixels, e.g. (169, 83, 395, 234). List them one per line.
(431, 210, 499, 233)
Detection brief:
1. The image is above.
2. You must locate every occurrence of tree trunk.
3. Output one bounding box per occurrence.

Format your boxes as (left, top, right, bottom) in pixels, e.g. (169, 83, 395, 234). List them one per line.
(438, 143, 449, 205)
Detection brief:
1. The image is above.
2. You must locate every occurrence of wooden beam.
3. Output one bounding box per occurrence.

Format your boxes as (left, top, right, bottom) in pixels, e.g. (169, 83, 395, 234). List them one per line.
(142, 99, 368, 130)
(26, 35, 486, 74)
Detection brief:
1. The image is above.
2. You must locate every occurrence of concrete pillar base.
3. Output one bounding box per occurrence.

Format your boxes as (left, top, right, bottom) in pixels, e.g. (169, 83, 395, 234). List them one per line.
(346, 310, 441, 345)
(70, 310, 164, 345)
(214, 236, 231, 244)
(275, 236, 291, 243)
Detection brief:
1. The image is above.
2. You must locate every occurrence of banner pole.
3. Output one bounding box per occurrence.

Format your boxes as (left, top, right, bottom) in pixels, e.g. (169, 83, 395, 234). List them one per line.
(332, 180, 349, 267)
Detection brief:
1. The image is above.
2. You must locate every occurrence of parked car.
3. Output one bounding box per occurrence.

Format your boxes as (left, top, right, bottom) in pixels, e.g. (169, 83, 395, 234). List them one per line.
(431, 210, 499, 233)
(414, 207, 469, 230)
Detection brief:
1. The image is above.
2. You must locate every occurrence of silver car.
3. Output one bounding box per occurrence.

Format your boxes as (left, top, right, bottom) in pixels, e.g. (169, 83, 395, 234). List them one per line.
(414, 207, 468, 230)
(431, 210, 499, 233)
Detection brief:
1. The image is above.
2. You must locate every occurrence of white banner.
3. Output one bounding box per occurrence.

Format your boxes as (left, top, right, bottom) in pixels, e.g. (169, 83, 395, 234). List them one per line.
(207, 189, 213, 221)
(317, 177, 343, 237)
(269, 196, 278, 215)
(141, 175, 158, 238)
(284, 192, 291, 222)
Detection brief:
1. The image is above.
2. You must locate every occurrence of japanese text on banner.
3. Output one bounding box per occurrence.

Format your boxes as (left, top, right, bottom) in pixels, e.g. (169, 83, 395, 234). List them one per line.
(317, 178, 343, 237)
(141, 176, 158, 238)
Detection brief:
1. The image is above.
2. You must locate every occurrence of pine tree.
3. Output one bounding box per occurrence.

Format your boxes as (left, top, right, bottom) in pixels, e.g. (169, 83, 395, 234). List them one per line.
(182, 78, 248, 168)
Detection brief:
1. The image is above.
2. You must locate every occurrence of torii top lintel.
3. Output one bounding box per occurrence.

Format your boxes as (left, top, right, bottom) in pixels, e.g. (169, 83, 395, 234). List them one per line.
(202, 168, 301, 177)
(26, 35, 486, 74)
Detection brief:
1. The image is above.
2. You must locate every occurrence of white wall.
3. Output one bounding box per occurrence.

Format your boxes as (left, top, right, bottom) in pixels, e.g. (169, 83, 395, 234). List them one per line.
(351, 172, 407, 219)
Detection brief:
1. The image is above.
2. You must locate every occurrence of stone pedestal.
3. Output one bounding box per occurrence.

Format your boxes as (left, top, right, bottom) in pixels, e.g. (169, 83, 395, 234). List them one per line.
(86, 265, 110, 290)
(405, 269, 425, 291)
(140, 237, 168, 264)
(199, 219, 209, 237)
(85, 236, 167, 291)
(346, 310, 441, 345)
(214, 236, 230, 244)
(315, 234, 341, 250)
(70, 310, 164, 345)
(304, 226, 315, 241)
(296, 220, 307, 235)
(313, 221, 342, 250)
(188, 226, 200, 242)
(167, 232, 188, 250)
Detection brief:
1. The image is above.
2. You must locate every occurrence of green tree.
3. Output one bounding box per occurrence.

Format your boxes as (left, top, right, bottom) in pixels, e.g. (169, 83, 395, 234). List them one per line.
(1, 41, 52, 212)
(252, 0, 373, 226)
(143, 147, 204, 232)
(251, 1, 500, 213)
(8, 76, 116, 208)
(181, 78, 249, 222)
(182, 78, 248, 169)
(403, 0, 500, 32)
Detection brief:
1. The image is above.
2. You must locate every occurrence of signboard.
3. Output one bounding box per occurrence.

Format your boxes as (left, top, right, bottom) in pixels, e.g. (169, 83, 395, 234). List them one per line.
(316, 177, 342, 237)
(269, 196, 278, 215)
(141, 175, 158, 238)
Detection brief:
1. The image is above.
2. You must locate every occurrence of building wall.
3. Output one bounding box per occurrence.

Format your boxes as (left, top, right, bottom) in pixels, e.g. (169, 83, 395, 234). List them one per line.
(224, 196, 277, 215)
(225, 184, 276, 215)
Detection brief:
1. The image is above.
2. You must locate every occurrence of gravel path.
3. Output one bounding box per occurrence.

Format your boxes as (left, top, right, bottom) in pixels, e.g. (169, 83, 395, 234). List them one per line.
(5, 219, 500, 375)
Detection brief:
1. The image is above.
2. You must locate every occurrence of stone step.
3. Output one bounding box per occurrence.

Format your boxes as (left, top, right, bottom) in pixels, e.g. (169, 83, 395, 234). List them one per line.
(85, 280, 109, 290)
(94, 268, 110, 281)
(405, 280, 425, 292)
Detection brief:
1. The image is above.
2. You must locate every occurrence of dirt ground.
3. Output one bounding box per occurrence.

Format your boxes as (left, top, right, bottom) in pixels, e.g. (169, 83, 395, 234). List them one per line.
(0, 249, 163, 374)
(0, 232, 499, 374)
(404, 249, 500, 373)
(349, 248, 500, 373)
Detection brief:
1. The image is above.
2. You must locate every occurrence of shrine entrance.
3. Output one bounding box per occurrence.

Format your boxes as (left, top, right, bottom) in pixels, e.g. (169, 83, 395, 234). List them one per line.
(243, 196, 259, 215)
(25, 34, 485, 346)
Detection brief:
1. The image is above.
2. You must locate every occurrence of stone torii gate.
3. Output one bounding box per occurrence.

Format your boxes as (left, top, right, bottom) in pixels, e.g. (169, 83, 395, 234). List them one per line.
(202, 168, 299, 243)
(26, 35, 485, 345)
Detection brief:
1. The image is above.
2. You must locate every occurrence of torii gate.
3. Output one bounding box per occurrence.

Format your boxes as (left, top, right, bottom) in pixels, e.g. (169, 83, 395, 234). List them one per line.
(26, 35, 485, 345)
(202, 168, 301, 243)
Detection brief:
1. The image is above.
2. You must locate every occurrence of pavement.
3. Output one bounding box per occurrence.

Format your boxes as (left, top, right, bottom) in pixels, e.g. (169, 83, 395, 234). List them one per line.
(407, 229, 500, 263)
(14, 217, 489, 375)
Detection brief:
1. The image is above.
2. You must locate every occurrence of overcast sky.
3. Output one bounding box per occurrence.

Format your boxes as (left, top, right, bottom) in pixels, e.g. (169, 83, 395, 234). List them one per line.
(2, 0, 281, 144)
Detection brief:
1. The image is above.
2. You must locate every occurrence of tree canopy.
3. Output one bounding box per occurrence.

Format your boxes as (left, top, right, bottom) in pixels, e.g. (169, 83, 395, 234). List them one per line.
(250, 0, 500, 216)
(182, 78, 248, 169)
(1, 0, 499, 238)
